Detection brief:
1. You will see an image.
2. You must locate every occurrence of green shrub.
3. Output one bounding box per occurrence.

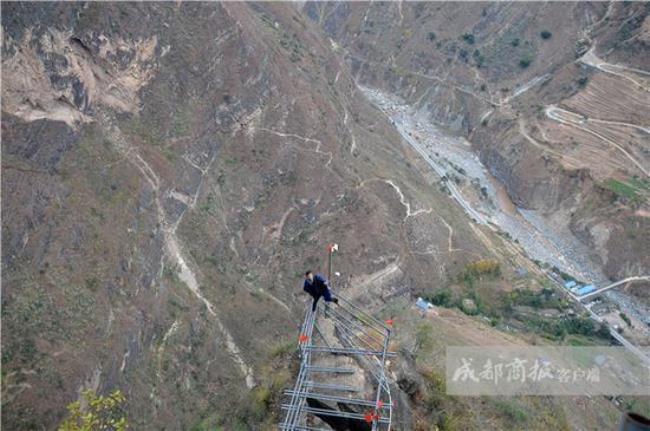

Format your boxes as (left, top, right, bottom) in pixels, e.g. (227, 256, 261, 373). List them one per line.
(427, 289, 453, 307)
(620, 312, 632, 327)
(421, 367, 446, 392)
(269, 340, 297, 358)
(190, 415, 224, 431)
(540, 30, 552, 40)
(597, 323, 611, 340)
(415, 323, 435, 356)
(461, 33, 475, 44)
(236, 386, 273, 425)
(428, 32, 437, 41)
(524, 316, 602, 341)
(464, 259, 501, 277)
(519, 56, 532, 68)
(438, 413, 461, 431)
(556, 268, 575, 282)
(602, 178, 644, 203)
(493, 399, 528, 423)
(59, 390, 127, 431)
(505, 288, 566, 311)
(421, 367, 447, 413)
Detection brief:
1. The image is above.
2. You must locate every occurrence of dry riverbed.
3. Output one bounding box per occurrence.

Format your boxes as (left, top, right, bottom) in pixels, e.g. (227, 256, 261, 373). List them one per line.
(361, 86, 607, 283)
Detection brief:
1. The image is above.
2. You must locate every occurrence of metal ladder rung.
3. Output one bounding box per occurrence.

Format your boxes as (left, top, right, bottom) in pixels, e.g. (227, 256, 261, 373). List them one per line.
(284, 390, 391, 408)
(304, 366, 356, 374)
(305, 381, 363, 392)
(281, 404, 391, 424)
(305, 345, 396, 357)
(281, 288, 393, 430)
(279, 426, 331, 431)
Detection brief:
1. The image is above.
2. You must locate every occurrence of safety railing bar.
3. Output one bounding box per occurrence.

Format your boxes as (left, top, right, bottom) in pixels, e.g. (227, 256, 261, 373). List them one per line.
(329, 300, 388, 336)
(336, 328, 385, 382)
(280, 405, 391, 424)
(336, 327, 391, 409)
(336, 293, 391, 332)
(372, 328, 391, 431)
(303, 345, 396, 357)
(304, 382, 363, 392)
(327, 306, 386, 344)
(284, 391, 392, 408)
(323, 303, 386, 344)
(279, 426, 331, 431)
(283, 292, 394, 430)
(333, 318, 385, 353)
(284, 307, 317, 428)
(283, 363, 308, 427)
(304, 365, 357, 374)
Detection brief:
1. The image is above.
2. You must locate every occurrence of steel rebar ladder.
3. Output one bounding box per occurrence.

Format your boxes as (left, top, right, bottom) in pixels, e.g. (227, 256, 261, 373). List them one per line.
(280, 294, 394, 430)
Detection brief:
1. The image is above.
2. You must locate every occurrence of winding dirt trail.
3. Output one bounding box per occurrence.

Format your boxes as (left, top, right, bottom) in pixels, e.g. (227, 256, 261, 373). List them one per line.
(100, 113, 256, 389)
(545, 105, 650, 177)
(438, 216, 461, 253)
(579, 48, 650, 91)
(259, 127, 334, 168)
(518, 118, 584, 167)
(383, 179, 432, 221)
(579, 116, 650, 135)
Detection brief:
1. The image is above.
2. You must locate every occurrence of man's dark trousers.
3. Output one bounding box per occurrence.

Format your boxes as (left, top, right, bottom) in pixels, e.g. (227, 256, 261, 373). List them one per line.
(304, 273, 334, 311)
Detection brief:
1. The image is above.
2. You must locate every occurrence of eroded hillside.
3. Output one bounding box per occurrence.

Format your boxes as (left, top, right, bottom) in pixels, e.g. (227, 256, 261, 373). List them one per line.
(306, 1, 649, 289)
(1, 2, 494, 429)
(2, 2, 649, 430)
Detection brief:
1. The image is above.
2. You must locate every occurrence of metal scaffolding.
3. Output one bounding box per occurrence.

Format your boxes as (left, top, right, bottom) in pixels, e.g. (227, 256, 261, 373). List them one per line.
(280, 294, 395, 430)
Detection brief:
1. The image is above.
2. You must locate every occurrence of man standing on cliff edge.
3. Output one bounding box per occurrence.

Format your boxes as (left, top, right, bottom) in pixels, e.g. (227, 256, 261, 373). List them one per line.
(303, 270, 338, 312)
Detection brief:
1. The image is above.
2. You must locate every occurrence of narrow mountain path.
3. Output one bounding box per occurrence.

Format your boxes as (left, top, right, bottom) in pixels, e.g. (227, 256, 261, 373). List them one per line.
(545, 105, 650, 177)
(438, 216, 462, 253)
(383, 179, 432, 221)
(579, 47, 650, 91)
(100, 112, 256, 389)
(586, 117, 650, 134)
(259, 127, 334, 168)
(518, 118, 585, 167)
(355, 177, 431, 222)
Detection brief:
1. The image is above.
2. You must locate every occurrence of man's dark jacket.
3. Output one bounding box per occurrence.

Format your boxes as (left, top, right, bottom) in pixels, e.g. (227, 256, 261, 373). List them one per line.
(303, 273, 328, 298)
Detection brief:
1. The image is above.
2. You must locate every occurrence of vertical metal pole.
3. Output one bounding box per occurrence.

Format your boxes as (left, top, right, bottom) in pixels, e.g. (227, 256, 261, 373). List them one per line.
(328, 245, 333, 285)
(372, 328, 390, 431)
(326, 244, 333, 318)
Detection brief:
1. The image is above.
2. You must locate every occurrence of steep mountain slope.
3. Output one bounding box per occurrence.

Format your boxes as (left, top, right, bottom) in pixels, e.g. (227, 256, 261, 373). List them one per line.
(2, 3, 494, 429)
(3, 3, 648, 430)
(306, 1, 649, 284)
